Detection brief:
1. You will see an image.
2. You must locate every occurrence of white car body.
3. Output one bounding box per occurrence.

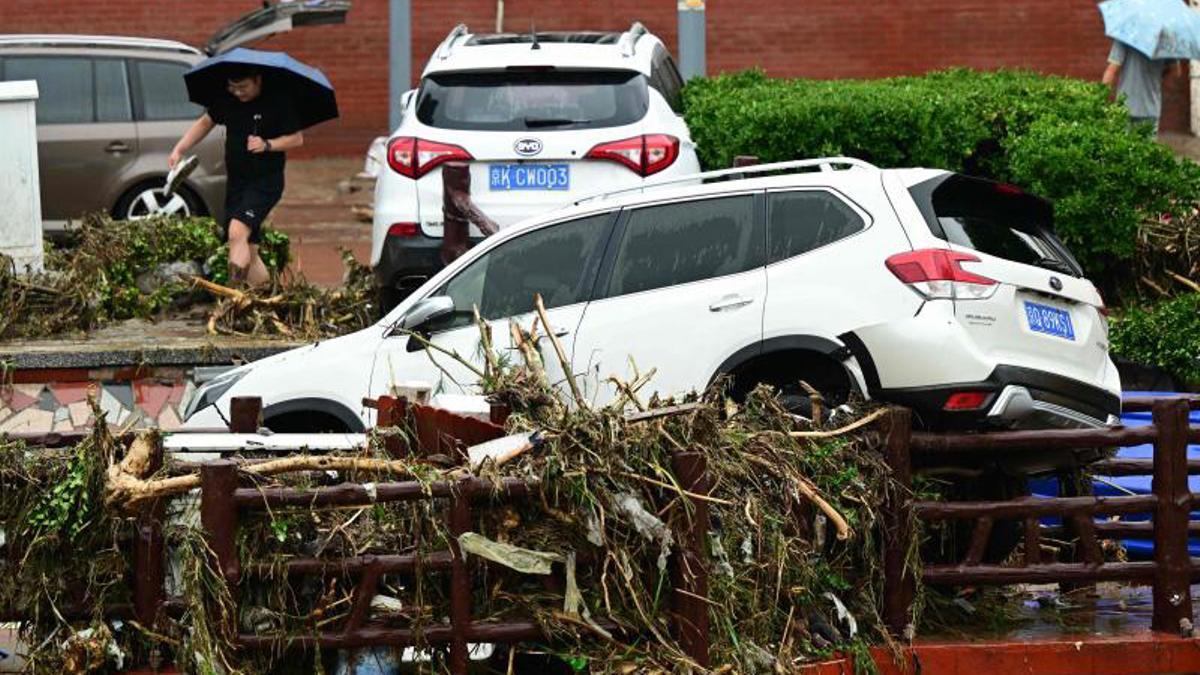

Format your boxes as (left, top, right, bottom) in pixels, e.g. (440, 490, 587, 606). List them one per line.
(188, 158, 1122, 474)
(371, 23, 701, 307)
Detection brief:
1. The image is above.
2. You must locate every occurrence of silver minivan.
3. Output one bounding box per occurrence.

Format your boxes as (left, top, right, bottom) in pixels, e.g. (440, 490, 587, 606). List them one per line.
(0, 0, 349, 231)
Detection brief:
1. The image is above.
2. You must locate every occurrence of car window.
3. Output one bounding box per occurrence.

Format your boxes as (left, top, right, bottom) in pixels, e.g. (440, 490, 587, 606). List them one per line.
(908, 173, 1082, 276)
(416, 70, 648, 131)
(136, 60, 202, 121)
(605, 195, 764, 298)
(425, 212, 614, 332)
(649, 46, 684, 113)
(95, 59, 132, 122)
(5, 57, 93, 124)
(767, 190, 866, 263)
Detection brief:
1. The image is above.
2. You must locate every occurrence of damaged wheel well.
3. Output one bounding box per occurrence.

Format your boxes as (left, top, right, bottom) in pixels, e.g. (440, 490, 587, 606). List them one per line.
(720, 345, 855, 406)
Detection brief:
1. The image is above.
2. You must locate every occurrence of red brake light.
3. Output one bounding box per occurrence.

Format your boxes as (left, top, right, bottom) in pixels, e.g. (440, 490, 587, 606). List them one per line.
(885, 249, 998, 300)
(388, 222, 420, 237)
(387, 137, 473, 179)
(585, 134, 679, 176)
(944, 391, 992, 411)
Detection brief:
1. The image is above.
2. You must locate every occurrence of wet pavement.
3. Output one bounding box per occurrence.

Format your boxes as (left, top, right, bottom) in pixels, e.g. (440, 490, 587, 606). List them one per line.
(929, 582, 1200, 642)
(272, 158, 374, 288)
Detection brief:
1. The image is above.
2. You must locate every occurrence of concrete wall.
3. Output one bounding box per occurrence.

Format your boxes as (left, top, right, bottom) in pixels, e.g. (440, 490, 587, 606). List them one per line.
(3, 0, 1187, 156)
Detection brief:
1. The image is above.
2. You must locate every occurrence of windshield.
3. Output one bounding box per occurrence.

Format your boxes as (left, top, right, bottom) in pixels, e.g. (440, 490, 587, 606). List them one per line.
(908, 174, 1082, 276)
(415, 69, 648, 131)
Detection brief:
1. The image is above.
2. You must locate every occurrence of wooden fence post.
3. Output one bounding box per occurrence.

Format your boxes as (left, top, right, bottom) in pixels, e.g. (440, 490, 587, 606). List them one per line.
(200, 460, 241, 585)
(670, 450, 711, 668)
(448, 478, 473, 674)
(229, 396, 261, 434)
(133, 434, 166, 631)
(1152, 398, 1192, 633)
(882, 407, 915, 637)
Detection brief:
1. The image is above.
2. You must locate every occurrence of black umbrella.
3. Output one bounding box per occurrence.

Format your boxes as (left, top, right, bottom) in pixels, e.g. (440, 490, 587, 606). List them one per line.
(184, 47, 338, 130)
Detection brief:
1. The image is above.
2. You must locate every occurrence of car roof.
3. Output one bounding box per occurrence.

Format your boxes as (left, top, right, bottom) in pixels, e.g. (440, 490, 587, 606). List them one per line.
(0, 34, 201, 56)
(495, 161, 953, 235)
(422, 23, 659, 77)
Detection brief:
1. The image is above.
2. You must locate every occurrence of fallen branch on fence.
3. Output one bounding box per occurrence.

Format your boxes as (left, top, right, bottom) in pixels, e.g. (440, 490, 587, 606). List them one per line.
(743, 452, 853, 541)
(108, 454, 423, 507)
(789, 407, 889, 439)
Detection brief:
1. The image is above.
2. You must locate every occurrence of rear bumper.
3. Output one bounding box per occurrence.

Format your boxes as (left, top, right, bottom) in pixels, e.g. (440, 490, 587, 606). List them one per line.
(874, 364, 1121, 431)
(374, 231, 485, 292)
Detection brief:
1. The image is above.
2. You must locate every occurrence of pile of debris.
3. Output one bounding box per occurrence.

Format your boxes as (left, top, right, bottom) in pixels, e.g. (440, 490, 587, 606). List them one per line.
(0, 214, 374, 342)
(1, 300, 920, 673)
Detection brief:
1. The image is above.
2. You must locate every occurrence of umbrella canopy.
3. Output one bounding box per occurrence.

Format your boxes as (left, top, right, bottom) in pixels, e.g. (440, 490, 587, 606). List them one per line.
(1100, 0, 1200, 60)
(184, 48, 338, 130)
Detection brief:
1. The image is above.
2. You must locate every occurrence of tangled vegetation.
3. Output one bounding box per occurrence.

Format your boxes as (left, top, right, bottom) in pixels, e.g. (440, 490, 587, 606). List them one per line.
(1, 304, 918, 673)
(0, 214, 375, 342)
(1110, 292, 1200, 388)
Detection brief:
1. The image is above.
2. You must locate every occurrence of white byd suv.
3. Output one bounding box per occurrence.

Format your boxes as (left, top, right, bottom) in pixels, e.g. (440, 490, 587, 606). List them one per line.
(371, 22, 701, 310)
(189, 158, 1121, 468)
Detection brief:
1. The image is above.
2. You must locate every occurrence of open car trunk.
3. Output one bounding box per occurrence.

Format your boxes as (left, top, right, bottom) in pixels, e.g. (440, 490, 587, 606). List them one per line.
(205, 0, 352, 55)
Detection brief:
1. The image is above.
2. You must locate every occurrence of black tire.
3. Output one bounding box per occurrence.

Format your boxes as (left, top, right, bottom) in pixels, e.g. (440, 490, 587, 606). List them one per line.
(264, 410, 351, 433)
(113, 179, 205, 220)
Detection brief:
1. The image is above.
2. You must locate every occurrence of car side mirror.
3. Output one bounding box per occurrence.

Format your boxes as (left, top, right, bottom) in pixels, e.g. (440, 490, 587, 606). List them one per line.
(391, 295, 454, 336)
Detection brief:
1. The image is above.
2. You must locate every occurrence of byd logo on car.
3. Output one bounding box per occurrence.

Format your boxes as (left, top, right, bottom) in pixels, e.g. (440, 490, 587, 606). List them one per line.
(514, 138, 543, 157)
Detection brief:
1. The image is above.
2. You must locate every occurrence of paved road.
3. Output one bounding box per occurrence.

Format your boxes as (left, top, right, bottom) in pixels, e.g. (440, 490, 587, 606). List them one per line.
(272, 158, 374, 288)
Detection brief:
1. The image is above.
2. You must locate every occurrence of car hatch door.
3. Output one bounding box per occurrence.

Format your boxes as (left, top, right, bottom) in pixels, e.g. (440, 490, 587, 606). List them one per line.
(205, 0, 352, 55)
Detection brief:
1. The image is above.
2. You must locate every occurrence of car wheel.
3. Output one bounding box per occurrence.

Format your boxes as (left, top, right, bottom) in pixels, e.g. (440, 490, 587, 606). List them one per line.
(114, 180, 204, 221)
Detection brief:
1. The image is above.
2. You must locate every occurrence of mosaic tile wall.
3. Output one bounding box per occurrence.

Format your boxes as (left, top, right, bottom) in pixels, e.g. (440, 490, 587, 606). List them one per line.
(0, 377, 196, 434)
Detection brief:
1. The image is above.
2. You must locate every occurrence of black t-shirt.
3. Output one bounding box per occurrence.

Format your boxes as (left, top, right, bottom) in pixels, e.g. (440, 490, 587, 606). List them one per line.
(207, 89, 300, 183)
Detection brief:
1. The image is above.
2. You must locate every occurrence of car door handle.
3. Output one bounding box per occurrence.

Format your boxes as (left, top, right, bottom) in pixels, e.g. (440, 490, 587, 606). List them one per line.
(105, 141, 130, 154)
(709, 295, 754, 312)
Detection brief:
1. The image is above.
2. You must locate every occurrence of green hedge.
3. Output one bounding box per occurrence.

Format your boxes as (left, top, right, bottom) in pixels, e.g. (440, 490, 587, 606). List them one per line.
(682, 69, 1200, 281)
(1110, 293, 1200, 387)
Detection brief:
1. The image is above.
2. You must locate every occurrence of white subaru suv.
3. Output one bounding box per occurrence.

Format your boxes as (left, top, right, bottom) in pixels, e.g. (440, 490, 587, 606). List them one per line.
(371, 22, 701, 310)
(189, 158, 1121, 468)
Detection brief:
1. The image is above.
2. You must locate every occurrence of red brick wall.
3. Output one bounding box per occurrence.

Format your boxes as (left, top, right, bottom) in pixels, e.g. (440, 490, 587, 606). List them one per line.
(2, 0, 1189, 156)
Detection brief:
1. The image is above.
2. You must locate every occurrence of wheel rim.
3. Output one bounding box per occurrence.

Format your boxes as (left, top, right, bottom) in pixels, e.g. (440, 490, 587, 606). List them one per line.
(126, 187, 191, 220)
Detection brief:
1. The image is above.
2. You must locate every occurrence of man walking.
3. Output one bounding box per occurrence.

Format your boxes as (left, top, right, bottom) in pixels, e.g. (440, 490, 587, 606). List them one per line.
(170, 66, 304, 285)
(1103, 39, 1183, 134)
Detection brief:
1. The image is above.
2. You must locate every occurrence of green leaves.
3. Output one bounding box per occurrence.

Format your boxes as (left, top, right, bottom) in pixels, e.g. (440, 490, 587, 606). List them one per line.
(1110, 293, 1200, 387)
(683, 68, 1200, 280)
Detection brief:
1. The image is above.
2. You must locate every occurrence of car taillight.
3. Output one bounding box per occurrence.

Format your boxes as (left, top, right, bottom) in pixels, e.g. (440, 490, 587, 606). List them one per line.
(388, 222, 420, 237)
(943, 391, 992, 410)
(885, 248, 998, 300)
(387, 137, 473, 179)
(585, 134, 679, 176)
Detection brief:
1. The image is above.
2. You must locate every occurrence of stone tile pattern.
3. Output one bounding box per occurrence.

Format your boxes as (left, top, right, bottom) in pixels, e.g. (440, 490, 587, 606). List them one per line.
(0, 377, 196, 434)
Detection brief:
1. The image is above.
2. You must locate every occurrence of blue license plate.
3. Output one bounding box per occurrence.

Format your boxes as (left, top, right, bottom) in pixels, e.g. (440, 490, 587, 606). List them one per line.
(489, 163, 570, 191)
(1024, 301, 1075, 340)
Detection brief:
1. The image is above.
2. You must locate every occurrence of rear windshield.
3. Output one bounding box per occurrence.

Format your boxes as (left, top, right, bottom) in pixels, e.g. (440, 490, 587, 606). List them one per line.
(415, 69, 648, 131)
(908, 174, 1082, 276)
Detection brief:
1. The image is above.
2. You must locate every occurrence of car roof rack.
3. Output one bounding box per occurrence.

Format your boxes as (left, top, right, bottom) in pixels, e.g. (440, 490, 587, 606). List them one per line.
(576, 157, 880, 204)
(436, 23, 470, 60)
(0, 34, 200, 55)
(618, 21, 648, 57)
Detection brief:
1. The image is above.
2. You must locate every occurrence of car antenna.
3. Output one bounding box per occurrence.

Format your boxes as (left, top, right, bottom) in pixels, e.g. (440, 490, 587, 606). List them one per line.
(530, 20, 540, 50)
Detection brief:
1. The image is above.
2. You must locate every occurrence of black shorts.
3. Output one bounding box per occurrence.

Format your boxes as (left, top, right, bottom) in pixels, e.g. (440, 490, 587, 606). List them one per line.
(224, 176, 283, 244)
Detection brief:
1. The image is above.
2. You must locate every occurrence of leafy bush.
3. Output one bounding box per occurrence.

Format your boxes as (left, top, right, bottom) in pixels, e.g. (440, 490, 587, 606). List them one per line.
(1110, 293, 1200, 387)
(51, 215, 291, 319)
(1, 215, 291, 339)
(683, 69, 1200, 281)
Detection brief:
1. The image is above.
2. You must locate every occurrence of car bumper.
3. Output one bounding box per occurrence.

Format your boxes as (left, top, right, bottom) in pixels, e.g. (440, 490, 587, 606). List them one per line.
(374, 231, 486, 292)
(874, 364, 1122, 431)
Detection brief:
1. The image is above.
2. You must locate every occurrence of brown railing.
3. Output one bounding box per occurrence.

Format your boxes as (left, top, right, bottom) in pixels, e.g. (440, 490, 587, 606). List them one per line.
(881, 397, 1200, 635)
(7, 394, 1200, 670)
